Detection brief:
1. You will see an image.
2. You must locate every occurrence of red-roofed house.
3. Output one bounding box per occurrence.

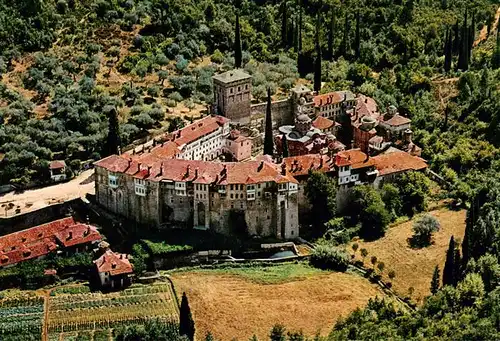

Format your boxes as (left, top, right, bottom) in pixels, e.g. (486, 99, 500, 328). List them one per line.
(312, 116, 338, 133)
(224, 130, 252, 161)
(335, 149, 378, 186)
(313, 91, 356, 119)
(94, 249, 133, 289)
(0, 217, 101, 269)
(372, 150, 427, 186)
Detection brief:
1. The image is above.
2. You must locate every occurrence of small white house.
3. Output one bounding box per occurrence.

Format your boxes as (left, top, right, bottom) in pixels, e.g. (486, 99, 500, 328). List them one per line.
(49, 160, 67, 182)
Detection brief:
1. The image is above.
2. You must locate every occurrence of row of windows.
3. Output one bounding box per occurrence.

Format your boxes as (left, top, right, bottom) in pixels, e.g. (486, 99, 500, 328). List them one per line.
(229, 84, 249, 94)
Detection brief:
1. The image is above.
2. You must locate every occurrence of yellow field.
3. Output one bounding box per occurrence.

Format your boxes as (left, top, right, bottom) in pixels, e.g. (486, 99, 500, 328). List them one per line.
(350, 208, 466, 305)
(171, 263, 385, 340)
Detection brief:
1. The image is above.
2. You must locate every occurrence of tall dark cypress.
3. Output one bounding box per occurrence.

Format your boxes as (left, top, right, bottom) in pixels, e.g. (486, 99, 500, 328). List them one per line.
(430, 265, 440, 294)
(340, 11, 349, 58)
(453, 246, 462, 285)
(264, 88, 274, 156)
(493, 26, 500, 68)
(281, 0, 288, 48)
(452, 19, 460, 55)
(234, 13, 242, 68)
(314, 14, 322, 93)
(105, 106, 121, 156)
(458, 10, 468, 70)
(461, 217, 472, 268)
(443, 236, 456, 286)
(179, 292, 195, 341)
(468, 12, 475, 64)
(444, 29, 453, 72)
(327, 8, 335, 60)
(298, 0, 303, 52)
(282, 134, 289, 158)
(354, 11, 361, 60)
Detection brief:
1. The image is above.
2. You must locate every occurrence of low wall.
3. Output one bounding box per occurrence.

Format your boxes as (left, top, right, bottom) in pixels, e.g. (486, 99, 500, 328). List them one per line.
(0, 198, 89, 236)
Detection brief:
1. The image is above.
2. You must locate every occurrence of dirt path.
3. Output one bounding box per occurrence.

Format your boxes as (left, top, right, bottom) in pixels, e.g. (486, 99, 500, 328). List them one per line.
(0, 169, 95, 216)
(474, 5, 500, 47)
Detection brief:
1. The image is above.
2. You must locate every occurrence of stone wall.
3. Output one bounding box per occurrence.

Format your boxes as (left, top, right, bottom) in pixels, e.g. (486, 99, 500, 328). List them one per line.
(250, 98, 294, 127)
(0, 198, 88, 236)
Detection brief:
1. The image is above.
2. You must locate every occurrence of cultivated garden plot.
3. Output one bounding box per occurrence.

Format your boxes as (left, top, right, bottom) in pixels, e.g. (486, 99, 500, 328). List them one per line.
(47, 283, 179, 339)
(0, 294, 44, 340)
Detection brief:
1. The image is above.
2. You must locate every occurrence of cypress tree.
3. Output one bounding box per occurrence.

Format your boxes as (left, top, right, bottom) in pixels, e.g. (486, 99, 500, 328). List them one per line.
(461, 216, 472, 268)
(340, 11, 349, 58)
(179, 292, 195, 341)
(468, 11, 475, 64)
(105, 105, 121, 156)
(264, 88, 274, 156)
(234, 13, 242, 68)
(444, 29, 453, 72)
(314, 14, 322, 93)
(452, 19, 460, 55)
(453, 245, 462, 285)
(327, 8, 336, 60)
(298, 0, 303, 52)
(281, 0, 287, 48)
(297, 0, 303, 73)
(493, 26, 500, 68)
(354, 11, 361, 60)
(430, 265, 440, 294)
(443, 236, 456, 286)
(282, 134, 289, 158)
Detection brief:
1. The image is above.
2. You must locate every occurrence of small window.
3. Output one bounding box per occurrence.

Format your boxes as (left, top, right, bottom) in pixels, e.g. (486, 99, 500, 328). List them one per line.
(245, 84, 248, 90)
(238, 86, 241, 91)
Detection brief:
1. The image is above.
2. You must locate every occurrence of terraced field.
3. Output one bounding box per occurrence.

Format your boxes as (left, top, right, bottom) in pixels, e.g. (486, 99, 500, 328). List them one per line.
(0, 294, 44, 340)
(46, 282, 179, 340)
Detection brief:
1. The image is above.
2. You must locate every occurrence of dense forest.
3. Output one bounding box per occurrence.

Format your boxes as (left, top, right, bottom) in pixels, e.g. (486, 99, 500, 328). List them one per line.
(0, 0, 499, 338)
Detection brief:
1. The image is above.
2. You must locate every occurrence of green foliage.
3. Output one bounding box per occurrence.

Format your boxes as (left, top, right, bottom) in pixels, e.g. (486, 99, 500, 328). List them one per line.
(348, 185, 390, 240)
(113, 319, 185, 341)
(411, 214, 441, 247)
(431, 265, 441, 294)
(394, 172, 431, 217)
(269, 324, 286, 341)
(142, 240, 193, 256)
(305, 171, 337, 231)
(310, 244, 349, 272)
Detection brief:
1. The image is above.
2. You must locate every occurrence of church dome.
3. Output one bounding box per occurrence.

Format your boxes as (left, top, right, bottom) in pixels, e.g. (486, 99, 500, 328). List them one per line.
(297, 114, 311, 123)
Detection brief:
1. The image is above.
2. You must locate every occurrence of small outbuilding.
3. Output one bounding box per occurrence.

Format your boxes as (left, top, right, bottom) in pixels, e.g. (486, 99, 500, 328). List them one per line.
(49, 160, 67, 182)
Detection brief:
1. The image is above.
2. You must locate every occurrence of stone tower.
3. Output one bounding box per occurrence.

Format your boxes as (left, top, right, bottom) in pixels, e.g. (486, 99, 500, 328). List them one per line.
(213, 69, 253, 123)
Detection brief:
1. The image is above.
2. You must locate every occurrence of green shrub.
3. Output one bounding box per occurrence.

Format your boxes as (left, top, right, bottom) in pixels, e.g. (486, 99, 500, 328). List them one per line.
(142, 240, 193, 256)
(310, 245, 349, 271)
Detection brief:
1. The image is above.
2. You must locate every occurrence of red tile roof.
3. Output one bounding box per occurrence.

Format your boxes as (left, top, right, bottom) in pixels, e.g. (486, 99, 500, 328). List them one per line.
(283, 154, 333, 176)
(170, 115, 229, 147)
(49, 160, 66, 169)
(356, 95, 380, 119)
(335, 149, 374, 169)
(95, 155, 298, 185)
(312, 116, 336, 130)
(94, 250, 133, 276)
(0, 217, 101, 267)
(380, 114, 411, 127)
(131, 141, 180, 163)
(313, 92, 343, 107)
(371, 150, 427, 176)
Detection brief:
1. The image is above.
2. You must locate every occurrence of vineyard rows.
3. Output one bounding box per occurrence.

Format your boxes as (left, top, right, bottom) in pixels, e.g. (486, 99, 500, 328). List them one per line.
(48, 283, 179, 334)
